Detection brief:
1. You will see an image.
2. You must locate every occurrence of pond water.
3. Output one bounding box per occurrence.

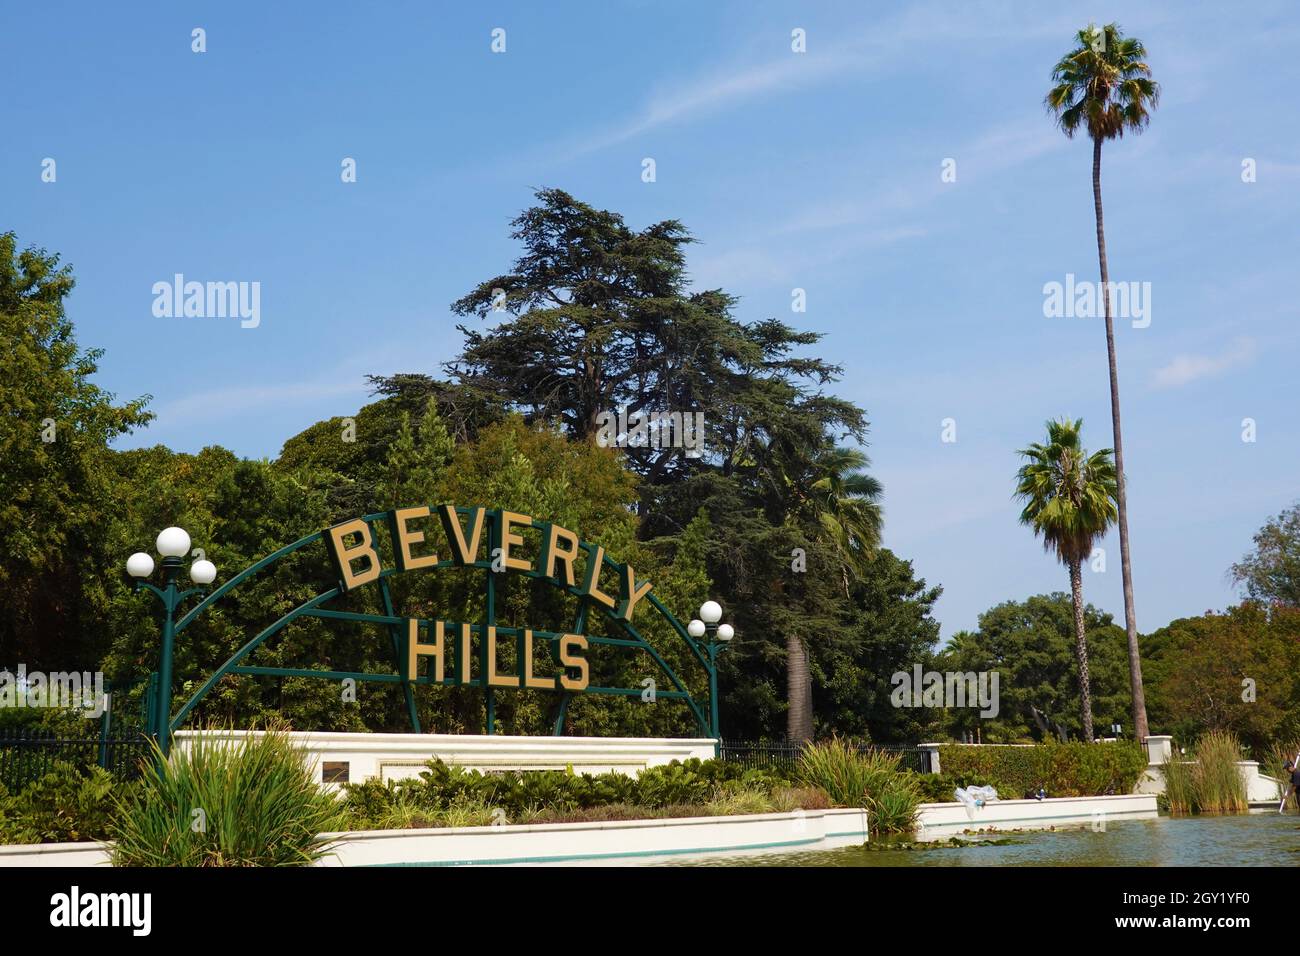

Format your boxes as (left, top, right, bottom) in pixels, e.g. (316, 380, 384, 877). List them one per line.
(664, 812, 1300, 867)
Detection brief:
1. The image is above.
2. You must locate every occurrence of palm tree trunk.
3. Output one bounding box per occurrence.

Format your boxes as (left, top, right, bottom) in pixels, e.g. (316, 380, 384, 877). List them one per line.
(1069, 559, 1094, 741)
(1091, 134, 1149, 740)
(786, 633, 813, 743)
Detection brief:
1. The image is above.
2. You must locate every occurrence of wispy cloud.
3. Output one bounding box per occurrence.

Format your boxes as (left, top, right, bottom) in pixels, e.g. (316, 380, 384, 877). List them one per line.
(152, 379, 367, 430)
(550, 3, 1083, 164)
(1152, 336, 1256, 388)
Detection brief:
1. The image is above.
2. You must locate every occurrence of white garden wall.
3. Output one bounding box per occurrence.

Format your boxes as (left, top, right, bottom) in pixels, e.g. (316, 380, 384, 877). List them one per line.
(172, 730, 717, 786)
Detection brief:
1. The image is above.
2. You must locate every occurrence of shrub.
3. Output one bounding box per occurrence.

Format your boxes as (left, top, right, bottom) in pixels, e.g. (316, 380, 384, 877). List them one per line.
(795, 739, 921, 833)
(111, 728, 345, 866)
(936, 742, 1147, 797)
(337, 758, 799, 829)
(0, 762, 120, 844)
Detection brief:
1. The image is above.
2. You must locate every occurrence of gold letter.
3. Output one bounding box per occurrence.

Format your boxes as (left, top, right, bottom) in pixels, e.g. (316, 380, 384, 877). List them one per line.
(389, 507, 438, 571)
(558, 634, 589, 691)
(498, 511, 533, 572)
(458, 622, 473, 684)
(522, 629, 556, 690)
(580, 546, 616, 610)
(406, 619, 444, 683)
(615, 564, 653, 622)
(439, 505, 486, 564)
(540, 523, 581, 586)
(325, 518, 381, 592)
(485, 626, 519, 688)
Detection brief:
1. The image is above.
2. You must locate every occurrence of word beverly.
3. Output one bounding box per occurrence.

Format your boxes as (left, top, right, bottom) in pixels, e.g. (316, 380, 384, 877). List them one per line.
(1041, 272, 1151, 328)
(325, 507, 658, 693)
(595, 407, 705, 457)
(890, 664, 1000, 718)
(0, 665, 105, 717)
(50, 886, 151, 936)
(151, 273, 261, 328)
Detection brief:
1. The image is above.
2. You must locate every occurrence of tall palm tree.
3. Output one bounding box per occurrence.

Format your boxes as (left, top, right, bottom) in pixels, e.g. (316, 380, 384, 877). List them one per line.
(775, 446, 883, 743)
(1045, 22, 1159, 740)
(1015, 418, 1118, 741)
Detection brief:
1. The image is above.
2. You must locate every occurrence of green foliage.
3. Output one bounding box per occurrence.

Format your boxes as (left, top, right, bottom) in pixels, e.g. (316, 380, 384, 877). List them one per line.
(338, 758, 801, 829)
(110, 728, 345, 867)
(1045, 23, 1160, 143)
(1189, 730, 1248, 814)
(1162, 731, 1249, 815)
(1014, 418, 1117, 568)
(795, 739, 922, 833)
(1231, 503, 1300, 607)
(1143, 605, 1300, 755)
(0, 762, 120, 844)
(0, 233, 151, 672)
(937, 741, 1147, 798)
(1160, 756, 1194, 814)
(937, 594, 1131, 743)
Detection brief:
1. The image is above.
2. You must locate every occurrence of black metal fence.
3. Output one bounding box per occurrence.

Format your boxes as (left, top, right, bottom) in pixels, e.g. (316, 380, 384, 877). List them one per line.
(720, 739, 934, 775)
(0, 728, 153, 792)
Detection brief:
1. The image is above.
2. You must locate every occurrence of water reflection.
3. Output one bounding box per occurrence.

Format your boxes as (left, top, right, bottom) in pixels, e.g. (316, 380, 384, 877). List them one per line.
(664, 814, 1300, 867)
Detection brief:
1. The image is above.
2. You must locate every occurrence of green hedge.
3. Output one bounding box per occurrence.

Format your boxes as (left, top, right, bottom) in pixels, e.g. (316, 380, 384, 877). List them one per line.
(0, 762, 122, 844)
(340, 758, 795, 828)
(936, 742, 1147, 798)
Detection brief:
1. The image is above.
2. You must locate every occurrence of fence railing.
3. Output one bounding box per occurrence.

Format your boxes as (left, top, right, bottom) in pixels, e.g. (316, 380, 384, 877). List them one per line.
(0, 728, 153, 791)
(720, 739, 934, 774)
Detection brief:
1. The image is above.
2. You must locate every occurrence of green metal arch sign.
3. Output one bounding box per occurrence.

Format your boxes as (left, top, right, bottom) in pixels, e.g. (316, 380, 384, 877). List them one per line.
(165, 506, 717, 743)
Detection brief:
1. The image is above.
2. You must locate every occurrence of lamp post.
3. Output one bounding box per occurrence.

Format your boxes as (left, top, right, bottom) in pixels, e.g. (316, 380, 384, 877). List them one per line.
(687, 600, 734, 747)
(127, 527, 216, 758)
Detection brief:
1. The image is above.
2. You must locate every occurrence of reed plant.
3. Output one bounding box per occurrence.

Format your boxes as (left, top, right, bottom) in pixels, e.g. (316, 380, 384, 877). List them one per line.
(111, 725, 345, 866)
(1163, 730, 1248, 814)
(1190, 729, 1248, 813)
(1160, 753, 1195, 814)
(796, 738, 921, 833)
(1265, 741, 1299, 809)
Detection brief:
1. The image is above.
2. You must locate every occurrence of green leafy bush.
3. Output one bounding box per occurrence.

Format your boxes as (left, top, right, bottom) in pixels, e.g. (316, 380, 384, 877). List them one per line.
(111, 729, 345, 867)
(0, 762, 120, 844)
(338, 758, 800, 829)
(936, 742, 1147, 797)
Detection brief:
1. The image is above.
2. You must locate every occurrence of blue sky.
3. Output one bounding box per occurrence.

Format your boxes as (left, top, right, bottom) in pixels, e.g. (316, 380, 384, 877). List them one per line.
(5, 0, 1298, 640)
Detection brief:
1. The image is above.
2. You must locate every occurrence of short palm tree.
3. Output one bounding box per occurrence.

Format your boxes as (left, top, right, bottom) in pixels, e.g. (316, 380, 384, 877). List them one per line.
(809, 447, 884, 596)
(1045, 22, 1159, 740)
(1015, 419, 1118, 741)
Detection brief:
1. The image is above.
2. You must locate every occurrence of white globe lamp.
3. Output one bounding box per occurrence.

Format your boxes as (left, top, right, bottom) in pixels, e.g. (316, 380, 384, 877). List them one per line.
(156, 527, 191, 558)
(126, 552, 155, 579)
(190, 559, 217, 585)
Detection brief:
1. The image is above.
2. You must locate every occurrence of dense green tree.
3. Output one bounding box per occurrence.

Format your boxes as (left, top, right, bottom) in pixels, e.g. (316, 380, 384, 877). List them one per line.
(938, 594, 1131, 743)
(1046, 22, 1160, 739)
(1143, 605, 1300, 756)
(1015, 418, 1117, 740)
(819, 550, 942, 743)
(1231, 503, 1300, 608)
(0, 233, 151, 671)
